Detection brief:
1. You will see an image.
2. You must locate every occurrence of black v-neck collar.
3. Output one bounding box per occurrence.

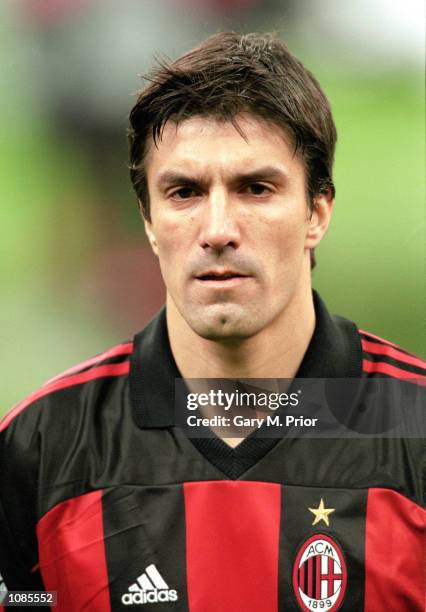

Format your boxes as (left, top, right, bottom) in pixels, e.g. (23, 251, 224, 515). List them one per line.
(130, 291, 362, 478)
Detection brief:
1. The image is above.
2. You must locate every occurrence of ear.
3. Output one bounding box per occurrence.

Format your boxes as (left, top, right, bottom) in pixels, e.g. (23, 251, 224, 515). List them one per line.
(144, 218, 159, 256)
(305, 190, 334, 249)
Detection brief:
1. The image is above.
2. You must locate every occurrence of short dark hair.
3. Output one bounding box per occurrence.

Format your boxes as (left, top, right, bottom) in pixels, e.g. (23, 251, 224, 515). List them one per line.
(128, 32, 337, 267)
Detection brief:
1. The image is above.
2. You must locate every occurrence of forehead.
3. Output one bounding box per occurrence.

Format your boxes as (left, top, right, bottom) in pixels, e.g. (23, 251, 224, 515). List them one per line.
(144, 114, 303, 179)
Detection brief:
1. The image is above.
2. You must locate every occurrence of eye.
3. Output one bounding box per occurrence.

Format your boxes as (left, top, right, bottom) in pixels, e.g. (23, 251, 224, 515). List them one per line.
(241, 183, 273, 196)
(170, 187, 199, 200)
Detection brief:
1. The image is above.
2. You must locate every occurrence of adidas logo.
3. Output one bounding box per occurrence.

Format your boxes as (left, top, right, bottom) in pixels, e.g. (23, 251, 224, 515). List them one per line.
(121, 564, 178, 606)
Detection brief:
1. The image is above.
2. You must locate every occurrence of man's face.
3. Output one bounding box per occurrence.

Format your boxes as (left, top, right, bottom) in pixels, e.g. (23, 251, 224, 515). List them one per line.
(144, 114, 329, 341)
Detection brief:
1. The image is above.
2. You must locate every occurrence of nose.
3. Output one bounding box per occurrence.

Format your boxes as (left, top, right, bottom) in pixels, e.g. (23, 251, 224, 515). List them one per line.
(198, 188, 241, 252)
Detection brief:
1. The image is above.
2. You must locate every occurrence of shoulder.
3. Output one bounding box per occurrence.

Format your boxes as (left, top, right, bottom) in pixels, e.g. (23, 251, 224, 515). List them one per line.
(0, 340, 133, 434)
(359, 328, 425, 382)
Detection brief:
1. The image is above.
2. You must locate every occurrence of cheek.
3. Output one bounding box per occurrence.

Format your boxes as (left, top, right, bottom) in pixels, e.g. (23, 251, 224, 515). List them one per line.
(154, 208, 196, 243)
(262, 217, 308, 265)
(157, 236, 180, 273)
(154, 215, 185, 254)
(153, 220, 192, 287)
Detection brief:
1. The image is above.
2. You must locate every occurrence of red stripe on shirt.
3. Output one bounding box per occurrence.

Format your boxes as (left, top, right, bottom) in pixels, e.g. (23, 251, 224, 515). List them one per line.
(362, 359, 426, 382)
(37, 490, 111, 612)
(359, 330, 407, 351)
(46, 342, 133, 384)
(361, 339, 425, 370)
(0, 362, 130, 432)
(184, 481, 281, 612)
(364, 489, 425, 612)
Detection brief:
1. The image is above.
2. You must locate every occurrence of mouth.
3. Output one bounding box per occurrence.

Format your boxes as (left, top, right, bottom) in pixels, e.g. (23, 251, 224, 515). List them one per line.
(197, 272, 245, 281)
(194, 269, 250, 287)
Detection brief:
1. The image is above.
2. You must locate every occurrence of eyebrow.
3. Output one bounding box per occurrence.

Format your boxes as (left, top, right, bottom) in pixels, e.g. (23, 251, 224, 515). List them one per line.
(155, 165, 289, 190)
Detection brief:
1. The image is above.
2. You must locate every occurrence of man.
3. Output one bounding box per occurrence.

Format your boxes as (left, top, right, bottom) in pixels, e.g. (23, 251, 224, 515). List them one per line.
(0, 32, 424, 611)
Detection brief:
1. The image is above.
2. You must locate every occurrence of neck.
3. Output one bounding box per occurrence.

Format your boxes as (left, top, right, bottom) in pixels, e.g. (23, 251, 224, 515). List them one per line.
(167, 288, 316, 380)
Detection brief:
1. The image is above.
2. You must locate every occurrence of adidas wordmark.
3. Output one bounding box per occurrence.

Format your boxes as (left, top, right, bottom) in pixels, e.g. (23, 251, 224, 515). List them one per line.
(122, 564, 178, 606)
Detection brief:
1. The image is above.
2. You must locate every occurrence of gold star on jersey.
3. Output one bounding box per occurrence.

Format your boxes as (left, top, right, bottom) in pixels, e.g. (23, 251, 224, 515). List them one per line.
(308, 498, 335, 526)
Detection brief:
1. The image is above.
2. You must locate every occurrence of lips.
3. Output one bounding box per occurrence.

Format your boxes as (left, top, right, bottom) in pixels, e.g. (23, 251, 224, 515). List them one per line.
(195, 269, 248, 281)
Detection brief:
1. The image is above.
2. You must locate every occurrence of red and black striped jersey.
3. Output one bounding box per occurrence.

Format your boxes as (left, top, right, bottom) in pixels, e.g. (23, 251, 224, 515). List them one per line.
(0, 292, 424, 611)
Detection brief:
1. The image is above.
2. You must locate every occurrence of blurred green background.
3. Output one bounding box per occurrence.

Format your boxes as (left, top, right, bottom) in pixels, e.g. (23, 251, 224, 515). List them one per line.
(1, 0, 424, 416)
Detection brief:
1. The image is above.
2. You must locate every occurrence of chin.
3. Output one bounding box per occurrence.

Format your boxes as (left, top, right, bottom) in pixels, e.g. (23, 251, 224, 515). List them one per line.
(185, 305, 263, 342)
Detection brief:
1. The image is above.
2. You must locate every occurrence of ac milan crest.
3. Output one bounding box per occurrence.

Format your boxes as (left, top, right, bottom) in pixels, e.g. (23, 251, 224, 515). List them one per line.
(293, 533, 347, 611)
